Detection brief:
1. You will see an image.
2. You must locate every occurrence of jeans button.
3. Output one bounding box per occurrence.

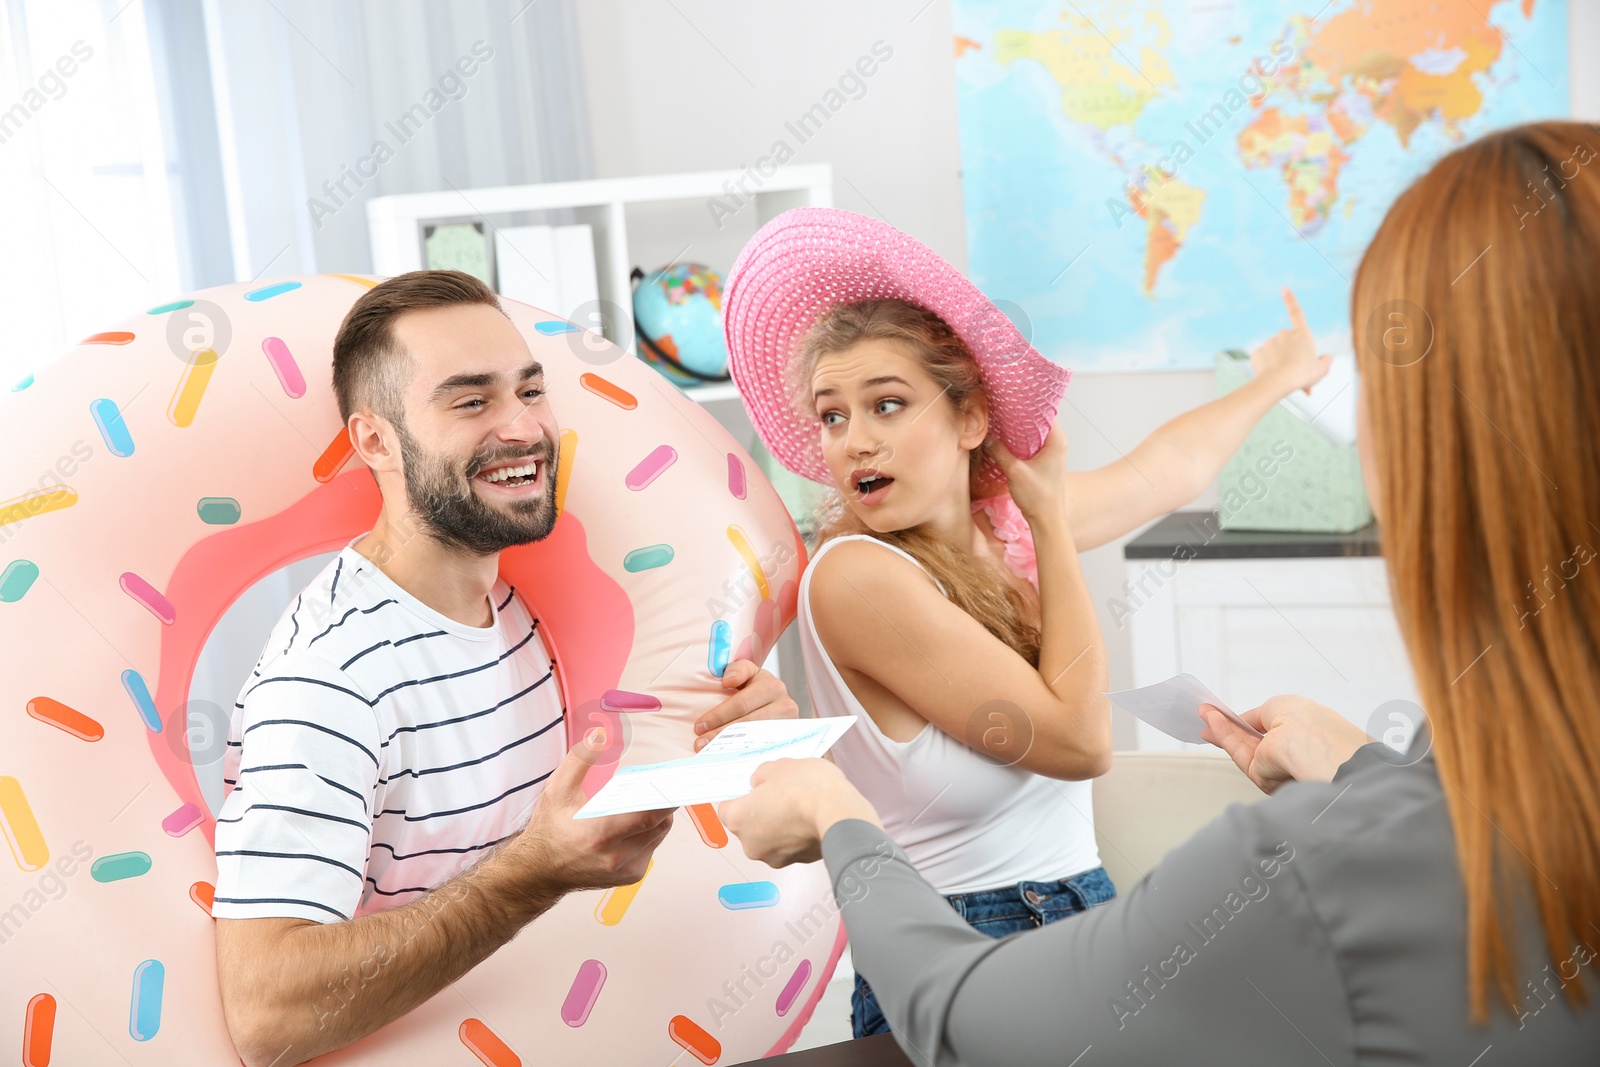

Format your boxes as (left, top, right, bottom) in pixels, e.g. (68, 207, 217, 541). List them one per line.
(1024, 889, 1041, 904)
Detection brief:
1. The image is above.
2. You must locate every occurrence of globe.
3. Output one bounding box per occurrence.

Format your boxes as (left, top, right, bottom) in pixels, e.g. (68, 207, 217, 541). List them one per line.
(632, 262, 729, 385)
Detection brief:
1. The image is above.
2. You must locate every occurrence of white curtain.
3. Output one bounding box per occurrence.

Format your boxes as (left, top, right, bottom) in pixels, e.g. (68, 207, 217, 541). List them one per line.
(0, 0, 595, 390)
(0, 0, 183, 389)
(194, 0, 595, 280)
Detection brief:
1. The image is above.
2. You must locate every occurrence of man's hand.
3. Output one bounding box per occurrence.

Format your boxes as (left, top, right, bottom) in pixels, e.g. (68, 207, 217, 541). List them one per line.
(510, 727, 675, 891)
(693, 660, 799, 751)
(1200, 695, 1372, 794)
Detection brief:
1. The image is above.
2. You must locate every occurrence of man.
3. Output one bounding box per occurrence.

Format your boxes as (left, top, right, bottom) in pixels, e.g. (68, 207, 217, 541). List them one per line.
(212, 271, 796, 1067)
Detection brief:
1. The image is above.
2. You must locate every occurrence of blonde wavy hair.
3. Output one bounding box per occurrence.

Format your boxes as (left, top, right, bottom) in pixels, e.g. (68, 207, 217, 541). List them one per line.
(791, 299, 1042, 666)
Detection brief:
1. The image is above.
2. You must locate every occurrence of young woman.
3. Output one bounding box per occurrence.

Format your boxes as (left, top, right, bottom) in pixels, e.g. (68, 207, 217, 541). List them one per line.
(722, 207, 1330, 1036)
(719, 122, 1600, 1064)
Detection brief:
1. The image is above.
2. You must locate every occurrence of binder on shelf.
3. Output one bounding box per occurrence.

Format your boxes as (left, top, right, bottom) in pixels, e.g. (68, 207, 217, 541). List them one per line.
(494, 224, 599, 327)
(494, 225, 560, 313)
(553, 224, 599, 327)
(422, 222, 492, 287)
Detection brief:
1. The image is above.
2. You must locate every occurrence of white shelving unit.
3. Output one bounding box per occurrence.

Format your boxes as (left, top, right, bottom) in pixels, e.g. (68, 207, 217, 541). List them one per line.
(366, 165, 832, 366)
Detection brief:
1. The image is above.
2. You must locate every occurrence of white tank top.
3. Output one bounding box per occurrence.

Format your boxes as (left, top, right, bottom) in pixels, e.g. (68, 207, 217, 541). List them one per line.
(799, 534, 1102, 895)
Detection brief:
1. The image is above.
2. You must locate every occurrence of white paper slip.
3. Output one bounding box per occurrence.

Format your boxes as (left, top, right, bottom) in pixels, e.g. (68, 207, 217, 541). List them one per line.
(1105, 674, 1264, 746)
(574, 717, 857, 819)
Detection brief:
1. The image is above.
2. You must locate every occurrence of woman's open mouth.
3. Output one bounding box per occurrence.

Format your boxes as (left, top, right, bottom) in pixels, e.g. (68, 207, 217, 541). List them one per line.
(852, 470, 894, 506)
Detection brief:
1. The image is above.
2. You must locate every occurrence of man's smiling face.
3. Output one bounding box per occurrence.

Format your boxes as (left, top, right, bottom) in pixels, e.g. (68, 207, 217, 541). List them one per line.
(389, 303, 562, 556)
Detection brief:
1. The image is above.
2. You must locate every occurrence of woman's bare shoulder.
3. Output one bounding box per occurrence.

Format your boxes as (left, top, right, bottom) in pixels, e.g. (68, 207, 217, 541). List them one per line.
(809, 539, 944, 662)
(810, 537, 937, 597)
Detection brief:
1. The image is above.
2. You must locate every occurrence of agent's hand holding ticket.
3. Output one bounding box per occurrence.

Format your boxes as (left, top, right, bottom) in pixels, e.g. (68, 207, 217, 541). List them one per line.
(1106, 673, 1264, 745)
(575, 717, 858, 819)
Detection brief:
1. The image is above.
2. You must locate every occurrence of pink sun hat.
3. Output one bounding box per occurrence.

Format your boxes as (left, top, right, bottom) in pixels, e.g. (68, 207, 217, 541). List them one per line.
(723, 207, 1071, 486)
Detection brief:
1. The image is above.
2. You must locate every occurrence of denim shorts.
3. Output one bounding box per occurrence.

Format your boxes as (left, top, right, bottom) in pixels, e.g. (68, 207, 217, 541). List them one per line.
(850, 866, 1116, 1039)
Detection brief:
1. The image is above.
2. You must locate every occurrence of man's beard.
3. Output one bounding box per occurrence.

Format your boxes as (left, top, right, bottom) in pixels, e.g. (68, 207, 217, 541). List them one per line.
(396, 423, 560, 556)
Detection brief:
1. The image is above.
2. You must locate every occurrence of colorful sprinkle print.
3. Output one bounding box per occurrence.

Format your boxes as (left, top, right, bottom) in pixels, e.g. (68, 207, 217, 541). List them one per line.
(189, 881, 215, 918)
(534, 320, 581, 335)
(726, 525, 771, 601)
(129, 959, 164, 1041)
(313, 428, 354, 483)
(22, 993, 54, 1067)
(600, 689, 661, 713)
(555, 429, 577, 515)
(776, 960, 813, 1017)
(167, 347, 219, 428)
(667, 1014, 721, 1065)
(459, 1017, 520, 1066)
(0, 559, 40, 602)
(90, 398, 135, 457)
(25, 696, 103, 741)
(625, 445, 677, 491)
(121, 669, 162, 733)
(262, 336, 306, 398)
(92, 851, 153, 882)
(594, 860, 652, 926)
(623, 544, 674, 572)
(579, 373, 636, 409)
(0, 486, 76, 527)
(0, 776, 48, 871)
(707, 620, 732, 678)
(727, 453, 747, 499)
(717, 881, 780, 910)
(244, 281, 301, 302)
(687, 804, 728, 849)
(197, 496, 242, 525)
(560, 959, 607, 1027)
(162, 802, 203, 837)
(120, 571, 175, 625)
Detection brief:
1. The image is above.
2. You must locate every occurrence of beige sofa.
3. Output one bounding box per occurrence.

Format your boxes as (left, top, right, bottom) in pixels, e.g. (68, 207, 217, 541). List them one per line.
(1091, 751, 1266, 892)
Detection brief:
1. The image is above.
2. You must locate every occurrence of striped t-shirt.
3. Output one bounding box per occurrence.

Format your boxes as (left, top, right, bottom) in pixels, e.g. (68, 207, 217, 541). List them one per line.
(212, 540, 566, 923)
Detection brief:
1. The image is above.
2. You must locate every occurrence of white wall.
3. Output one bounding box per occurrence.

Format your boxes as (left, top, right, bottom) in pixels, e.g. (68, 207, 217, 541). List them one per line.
(574, 0, 1590, 744)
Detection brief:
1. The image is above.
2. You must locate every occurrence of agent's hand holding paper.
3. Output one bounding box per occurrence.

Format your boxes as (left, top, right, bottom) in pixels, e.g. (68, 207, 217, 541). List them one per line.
(1106, 673, 1263, 745)
(575, 717, 857, 819)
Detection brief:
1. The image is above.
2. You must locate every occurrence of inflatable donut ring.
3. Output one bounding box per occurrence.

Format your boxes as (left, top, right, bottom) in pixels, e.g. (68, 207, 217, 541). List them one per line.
(0, 275, 838, 1065)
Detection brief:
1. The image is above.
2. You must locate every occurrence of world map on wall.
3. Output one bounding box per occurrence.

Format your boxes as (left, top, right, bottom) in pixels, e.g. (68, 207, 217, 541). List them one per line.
(953, 0, 1570, 370)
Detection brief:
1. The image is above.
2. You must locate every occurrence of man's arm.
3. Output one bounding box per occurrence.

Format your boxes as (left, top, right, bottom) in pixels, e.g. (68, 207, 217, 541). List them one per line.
(216, 844, 560, 1067)
(216, 729, 674, 1067)
(1063, 287, 1334, 551)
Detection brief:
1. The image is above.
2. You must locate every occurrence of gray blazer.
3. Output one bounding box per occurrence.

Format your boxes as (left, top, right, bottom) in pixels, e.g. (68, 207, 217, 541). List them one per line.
(821, 738, 1597, 1065)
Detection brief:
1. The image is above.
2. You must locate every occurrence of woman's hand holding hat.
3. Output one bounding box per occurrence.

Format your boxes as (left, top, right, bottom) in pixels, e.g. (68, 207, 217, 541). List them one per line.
(988, 425, 1070, 528)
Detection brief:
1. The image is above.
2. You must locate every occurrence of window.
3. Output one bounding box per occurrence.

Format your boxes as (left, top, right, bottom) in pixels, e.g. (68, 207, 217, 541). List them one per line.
(1, 0, 180, 390)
